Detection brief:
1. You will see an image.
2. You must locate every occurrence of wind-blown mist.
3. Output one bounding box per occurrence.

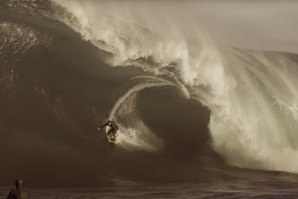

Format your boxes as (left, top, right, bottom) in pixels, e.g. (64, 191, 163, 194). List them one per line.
(53, 0, 298, 173)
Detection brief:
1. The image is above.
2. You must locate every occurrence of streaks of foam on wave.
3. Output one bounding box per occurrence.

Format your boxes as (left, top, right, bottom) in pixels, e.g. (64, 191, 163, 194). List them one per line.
(108, 78, 174, 120)
(130, 76, 190, 99)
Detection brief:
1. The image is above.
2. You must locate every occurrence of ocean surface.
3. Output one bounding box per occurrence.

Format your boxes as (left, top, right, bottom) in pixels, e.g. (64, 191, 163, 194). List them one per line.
(2, 178, 298, 199)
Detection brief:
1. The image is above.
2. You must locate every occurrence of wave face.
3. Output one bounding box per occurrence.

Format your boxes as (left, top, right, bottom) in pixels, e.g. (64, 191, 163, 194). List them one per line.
(52, 0, 298, 174)
(1, 0, 298, 187)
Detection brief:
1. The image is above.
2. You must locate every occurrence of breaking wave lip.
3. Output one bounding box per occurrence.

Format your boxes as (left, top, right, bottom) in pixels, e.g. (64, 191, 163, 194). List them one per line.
(51, 0, 298, 174)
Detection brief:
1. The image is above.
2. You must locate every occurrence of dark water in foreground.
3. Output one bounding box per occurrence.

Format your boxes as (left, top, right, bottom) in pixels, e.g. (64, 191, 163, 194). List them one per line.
(1, 180, 298, 199)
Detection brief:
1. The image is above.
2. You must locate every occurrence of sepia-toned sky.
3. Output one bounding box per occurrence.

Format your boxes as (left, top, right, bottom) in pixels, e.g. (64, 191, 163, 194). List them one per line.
(195, 1, 298, 53)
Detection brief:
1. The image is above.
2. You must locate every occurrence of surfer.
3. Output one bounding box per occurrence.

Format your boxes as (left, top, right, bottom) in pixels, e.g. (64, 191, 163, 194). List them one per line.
(7, 179, 30, 199)
(98, 120, 119, 141)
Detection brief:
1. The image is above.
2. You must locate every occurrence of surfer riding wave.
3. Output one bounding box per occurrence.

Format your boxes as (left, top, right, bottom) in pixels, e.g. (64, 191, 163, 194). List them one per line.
(98, 120, 120, 141)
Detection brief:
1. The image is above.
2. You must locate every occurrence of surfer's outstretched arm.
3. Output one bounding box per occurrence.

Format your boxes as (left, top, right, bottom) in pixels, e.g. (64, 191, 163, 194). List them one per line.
(98, 123, 109, 130)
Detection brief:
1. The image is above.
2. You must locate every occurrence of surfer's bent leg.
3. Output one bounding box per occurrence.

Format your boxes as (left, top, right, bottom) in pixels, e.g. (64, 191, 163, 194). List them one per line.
(107, 129, 115, 140)
(107, 129, 115, 139)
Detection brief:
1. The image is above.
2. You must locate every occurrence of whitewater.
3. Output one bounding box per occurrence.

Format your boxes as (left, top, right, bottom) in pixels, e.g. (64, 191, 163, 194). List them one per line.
(52, 0, 298, 174)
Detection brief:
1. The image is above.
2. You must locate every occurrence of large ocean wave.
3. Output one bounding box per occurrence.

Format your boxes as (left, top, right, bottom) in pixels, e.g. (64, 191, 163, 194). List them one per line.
(53, 0, 298, 173)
